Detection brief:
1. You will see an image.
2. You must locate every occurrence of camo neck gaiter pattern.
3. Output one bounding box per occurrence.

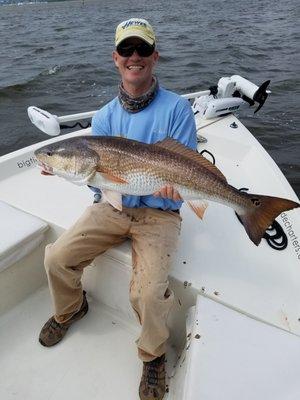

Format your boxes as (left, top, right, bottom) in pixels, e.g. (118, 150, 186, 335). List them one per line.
(118, 76, 159, 113)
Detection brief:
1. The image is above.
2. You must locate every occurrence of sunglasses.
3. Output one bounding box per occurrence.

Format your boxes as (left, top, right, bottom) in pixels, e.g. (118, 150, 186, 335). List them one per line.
(116, 42, 155, 58)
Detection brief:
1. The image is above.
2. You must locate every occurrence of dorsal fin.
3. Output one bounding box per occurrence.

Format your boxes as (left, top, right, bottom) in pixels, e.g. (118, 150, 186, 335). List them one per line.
(154, 138, 227, 182)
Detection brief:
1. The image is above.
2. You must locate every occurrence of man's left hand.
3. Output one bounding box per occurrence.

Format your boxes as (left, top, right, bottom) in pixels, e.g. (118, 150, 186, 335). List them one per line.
(153, 185, 182, 201)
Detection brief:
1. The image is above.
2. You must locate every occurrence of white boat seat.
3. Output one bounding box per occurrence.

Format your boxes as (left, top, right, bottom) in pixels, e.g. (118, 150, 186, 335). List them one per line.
(174, 295, 300, 399)
(0, 201, 48, 272)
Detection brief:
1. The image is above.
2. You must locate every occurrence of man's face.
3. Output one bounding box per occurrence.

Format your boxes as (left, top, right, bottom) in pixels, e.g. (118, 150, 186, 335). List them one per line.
(113, 37, 159, 91)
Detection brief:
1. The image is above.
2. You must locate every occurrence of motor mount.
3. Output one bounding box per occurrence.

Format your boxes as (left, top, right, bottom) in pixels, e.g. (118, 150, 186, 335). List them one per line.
(193, 75, 271, 119)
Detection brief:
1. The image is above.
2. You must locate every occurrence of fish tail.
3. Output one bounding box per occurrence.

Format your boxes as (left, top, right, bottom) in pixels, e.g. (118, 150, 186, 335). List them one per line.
(237, 194, 299, 246)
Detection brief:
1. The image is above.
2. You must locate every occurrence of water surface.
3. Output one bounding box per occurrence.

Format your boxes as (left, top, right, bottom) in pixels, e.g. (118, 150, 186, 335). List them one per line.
(0, 0, 299, 194)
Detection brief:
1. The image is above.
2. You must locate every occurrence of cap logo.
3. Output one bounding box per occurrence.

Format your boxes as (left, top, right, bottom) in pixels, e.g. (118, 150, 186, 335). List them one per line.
(122, 20, 147, 29)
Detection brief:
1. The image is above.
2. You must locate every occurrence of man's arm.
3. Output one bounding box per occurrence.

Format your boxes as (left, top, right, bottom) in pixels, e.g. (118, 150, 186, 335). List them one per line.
(91, 108, 111, 136)
(170, 98, 197, 149)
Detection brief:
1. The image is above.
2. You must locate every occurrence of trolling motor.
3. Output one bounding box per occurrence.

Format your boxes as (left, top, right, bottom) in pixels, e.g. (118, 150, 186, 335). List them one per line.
(27, 107, 96, 136)
(27, 75, 270, 135)
(193, 75, 271, 119)
(27, 107, 61, 136)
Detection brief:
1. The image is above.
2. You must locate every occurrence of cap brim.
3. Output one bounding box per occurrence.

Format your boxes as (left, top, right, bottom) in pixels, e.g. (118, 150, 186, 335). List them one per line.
(116, 30, 155, 47)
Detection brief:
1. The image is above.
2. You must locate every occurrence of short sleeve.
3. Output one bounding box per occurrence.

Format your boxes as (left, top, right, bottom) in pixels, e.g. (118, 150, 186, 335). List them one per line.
(169, 98, 197, 150)
(91, 107, 111, 136)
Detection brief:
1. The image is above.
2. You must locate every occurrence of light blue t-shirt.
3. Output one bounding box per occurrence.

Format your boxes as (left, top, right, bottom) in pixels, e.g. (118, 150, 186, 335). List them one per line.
(91, 87, 197, 209)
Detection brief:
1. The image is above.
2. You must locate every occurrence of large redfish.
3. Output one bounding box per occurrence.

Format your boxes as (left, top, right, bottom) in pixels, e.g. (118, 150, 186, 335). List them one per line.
(34, 136, 299, 245)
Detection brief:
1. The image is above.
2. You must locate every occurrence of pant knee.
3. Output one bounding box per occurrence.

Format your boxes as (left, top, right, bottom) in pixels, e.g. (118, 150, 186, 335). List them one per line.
(130, 282, 173, 307)
(44, 243, 70, 273)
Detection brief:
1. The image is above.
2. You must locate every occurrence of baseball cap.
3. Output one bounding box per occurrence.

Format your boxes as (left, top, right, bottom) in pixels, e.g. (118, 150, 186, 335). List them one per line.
(115, 18, 156, 47)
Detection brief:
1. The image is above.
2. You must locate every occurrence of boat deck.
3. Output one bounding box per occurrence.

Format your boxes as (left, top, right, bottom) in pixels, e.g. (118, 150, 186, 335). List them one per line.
(0, 286, 177, 400)
(2, 286, 300, 400)
(1, 115, 300, 337)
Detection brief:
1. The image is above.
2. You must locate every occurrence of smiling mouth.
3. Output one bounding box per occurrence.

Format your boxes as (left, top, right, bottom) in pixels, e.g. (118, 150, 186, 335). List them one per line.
(127, 66, 144, 70)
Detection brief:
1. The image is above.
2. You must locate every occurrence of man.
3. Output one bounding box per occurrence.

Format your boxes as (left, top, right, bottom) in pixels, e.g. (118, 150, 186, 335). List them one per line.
(39, 18, 197, 400)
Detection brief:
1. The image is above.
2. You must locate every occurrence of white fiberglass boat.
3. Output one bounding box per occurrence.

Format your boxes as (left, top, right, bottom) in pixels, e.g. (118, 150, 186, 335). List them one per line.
(0, 76, 299, 400)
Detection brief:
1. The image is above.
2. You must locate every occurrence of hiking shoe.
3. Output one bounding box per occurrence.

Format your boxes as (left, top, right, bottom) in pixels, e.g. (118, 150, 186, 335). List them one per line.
(139, 354, 166, 400)
(39, 291, 88, 347)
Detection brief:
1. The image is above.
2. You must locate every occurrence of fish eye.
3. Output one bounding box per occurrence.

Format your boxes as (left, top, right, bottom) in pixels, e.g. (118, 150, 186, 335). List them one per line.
(46, 151, 53, 157)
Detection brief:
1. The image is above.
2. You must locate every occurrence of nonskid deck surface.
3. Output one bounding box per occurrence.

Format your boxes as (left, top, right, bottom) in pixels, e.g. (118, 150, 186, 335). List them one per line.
(0, 287, 177, 400)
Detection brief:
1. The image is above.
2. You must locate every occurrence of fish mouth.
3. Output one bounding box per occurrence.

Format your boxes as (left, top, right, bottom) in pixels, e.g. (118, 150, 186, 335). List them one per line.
(37, 161, 54, 175)
(37, 160, 94, 184)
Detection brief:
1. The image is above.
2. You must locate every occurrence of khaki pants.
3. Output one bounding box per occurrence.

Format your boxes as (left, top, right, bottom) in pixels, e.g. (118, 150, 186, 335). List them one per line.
(44, 203, 181, 362)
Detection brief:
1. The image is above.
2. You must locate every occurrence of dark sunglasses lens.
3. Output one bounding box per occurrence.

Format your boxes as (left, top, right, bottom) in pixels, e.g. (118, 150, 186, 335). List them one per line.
(117, 44, 135, 57)
(117, 43, 154, 57)
(136, 43, 154, 57)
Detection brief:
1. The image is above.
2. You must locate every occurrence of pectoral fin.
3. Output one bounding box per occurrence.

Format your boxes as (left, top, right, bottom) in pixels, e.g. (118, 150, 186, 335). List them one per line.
(96, 168, 128, 184)
(102, 190, 123, 211)
(187, 200, 208, 219)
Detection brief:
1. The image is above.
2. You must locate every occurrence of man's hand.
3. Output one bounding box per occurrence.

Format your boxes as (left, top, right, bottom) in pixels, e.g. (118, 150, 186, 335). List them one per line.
(153, 185, 182, 201)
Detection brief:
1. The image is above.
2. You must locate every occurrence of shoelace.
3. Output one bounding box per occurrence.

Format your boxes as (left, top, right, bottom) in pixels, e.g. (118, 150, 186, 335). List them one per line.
(47, 318, 63, 330)
(145, 365, 159, 386)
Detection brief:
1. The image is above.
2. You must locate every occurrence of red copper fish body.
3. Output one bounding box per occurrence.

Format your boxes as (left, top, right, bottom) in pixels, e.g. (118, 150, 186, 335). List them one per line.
(35, 136, 299, 245)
